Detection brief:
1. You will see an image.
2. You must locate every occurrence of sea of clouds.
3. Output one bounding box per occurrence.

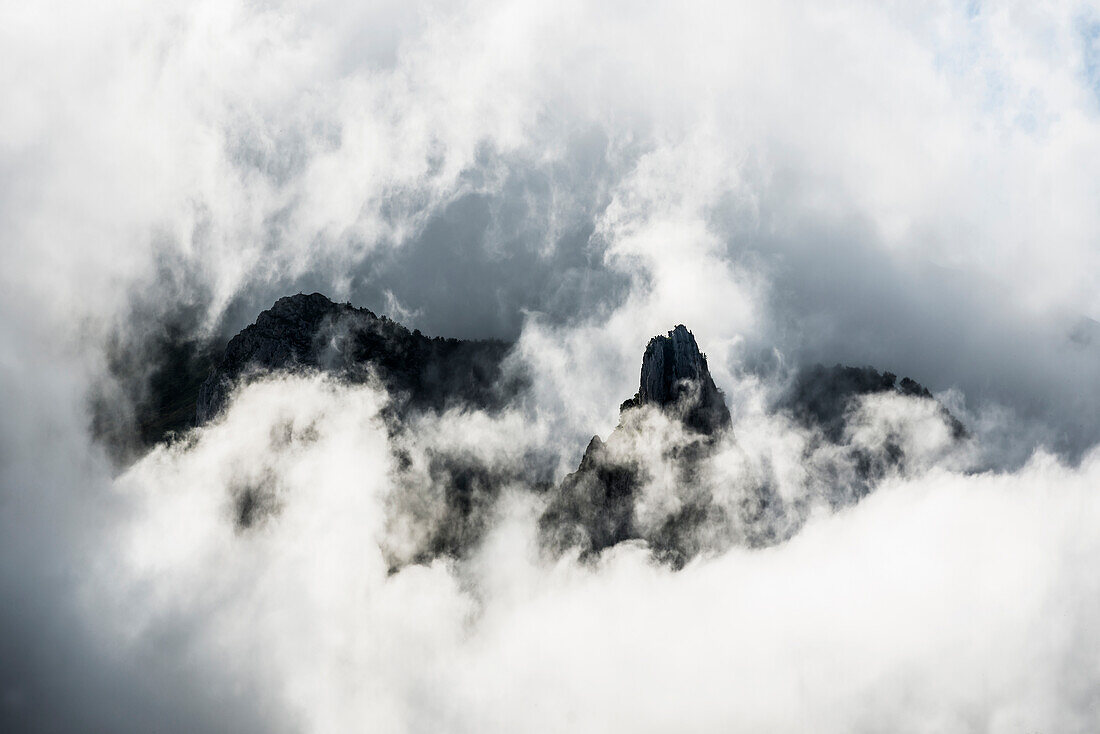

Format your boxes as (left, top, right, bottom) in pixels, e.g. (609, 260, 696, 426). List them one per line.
(4, 1, 1100, 731)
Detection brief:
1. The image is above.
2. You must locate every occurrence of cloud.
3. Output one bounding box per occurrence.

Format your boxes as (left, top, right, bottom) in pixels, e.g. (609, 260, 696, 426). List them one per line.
(24, 374, 1096, 733)
(6, 0, 1100, 731)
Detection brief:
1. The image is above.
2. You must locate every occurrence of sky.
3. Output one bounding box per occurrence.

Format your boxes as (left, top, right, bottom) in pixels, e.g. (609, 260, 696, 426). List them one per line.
(3, 1, 1100, 731)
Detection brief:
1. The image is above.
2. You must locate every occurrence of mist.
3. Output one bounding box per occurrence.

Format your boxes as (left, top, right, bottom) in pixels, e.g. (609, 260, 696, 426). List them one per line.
(4, 0, 1100, 731)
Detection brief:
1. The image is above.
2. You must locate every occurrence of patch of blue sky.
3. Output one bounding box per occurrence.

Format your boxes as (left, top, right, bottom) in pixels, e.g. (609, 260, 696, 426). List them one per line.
(1077, 10, 1100, 107)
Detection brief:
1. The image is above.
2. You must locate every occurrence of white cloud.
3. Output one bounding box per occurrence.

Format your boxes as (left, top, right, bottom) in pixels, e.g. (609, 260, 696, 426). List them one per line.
(6, 0, 1100, 730)
(82, 376, 1100, 733)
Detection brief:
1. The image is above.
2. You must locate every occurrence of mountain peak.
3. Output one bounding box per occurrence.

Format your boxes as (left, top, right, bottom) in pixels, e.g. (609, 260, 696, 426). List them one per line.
(267, 292, 340, 317)
(625, 324, 731, 434)
(195, 293, 515, 423)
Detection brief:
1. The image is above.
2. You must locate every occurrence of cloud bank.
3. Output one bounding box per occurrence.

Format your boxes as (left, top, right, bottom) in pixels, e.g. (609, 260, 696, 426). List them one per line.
(4, 0, 1100, 731)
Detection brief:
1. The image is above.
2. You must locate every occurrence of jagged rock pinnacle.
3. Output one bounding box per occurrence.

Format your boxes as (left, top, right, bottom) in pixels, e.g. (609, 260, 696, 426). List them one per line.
(623, 324, 731, 435)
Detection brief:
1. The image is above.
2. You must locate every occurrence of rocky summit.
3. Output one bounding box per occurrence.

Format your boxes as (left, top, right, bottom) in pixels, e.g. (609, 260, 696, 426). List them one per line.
(537, 325, 966, 567)
(196, 292, 520, 423)
(619, 324, 732, 435)
(539, 324, 734, 566)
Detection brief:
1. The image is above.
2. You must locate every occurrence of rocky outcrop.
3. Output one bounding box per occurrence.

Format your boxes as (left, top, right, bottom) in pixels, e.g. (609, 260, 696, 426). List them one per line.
(196, 293, 521, 423)
(538, 434, 641, 558)
(539, 325, 732, 565)
(784, 363, 965, 443)
(618, 325, 731, 435)
(111, 293, 969, 571)
(196, 293, 338, 421)
(539, 334, 969, 567)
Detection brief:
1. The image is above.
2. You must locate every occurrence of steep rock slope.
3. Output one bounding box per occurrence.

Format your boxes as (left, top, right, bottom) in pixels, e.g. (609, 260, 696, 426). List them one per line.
(196, 293, 520, 422)
(785, 363, 966, 443)
(539, 325, 732, 566)
(618, 324, 731, 434)
(539, 326, 966, 567)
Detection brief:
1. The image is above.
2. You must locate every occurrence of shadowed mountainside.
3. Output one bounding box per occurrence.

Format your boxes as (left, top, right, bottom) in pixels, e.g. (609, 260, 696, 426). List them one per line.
(101, 294, 964, 569)
(539, 325, 732, 565)
(538, 327, 967, 567)
(785, 363, 966, 442)
(197, 292, 521, 423)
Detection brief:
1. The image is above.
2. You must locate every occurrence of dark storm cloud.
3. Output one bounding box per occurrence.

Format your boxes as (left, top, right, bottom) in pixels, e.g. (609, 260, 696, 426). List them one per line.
(218, 129, 634, 341)
(0, 320, 281, 734)
(723, 215, 1100, 463)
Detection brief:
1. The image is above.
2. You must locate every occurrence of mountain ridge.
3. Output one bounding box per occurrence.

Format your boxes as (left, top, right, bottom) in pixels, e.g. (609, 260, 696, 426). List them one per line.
(103, 292, 965, 568)
(196, 292, 520, 423)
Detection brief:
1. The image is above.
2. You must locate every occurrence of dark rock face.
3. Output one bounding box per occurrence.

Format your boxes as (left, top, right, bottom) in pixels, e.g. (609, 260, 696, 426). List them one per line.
(102, 292, 527, 563)
(196, 293, 335, 421)
(539, 435, 640, 558)
(189, 293, 528, 559)
(619, 324, 731, 435)
(106, 293, 969, 571)
(90, 315, 220, 465)
(780, 363, 967, 504)
(540, 325, 732, 566)
(539, 336, 968, 568)
(196, 293, 521, 423)
(784, 363, 965, 443)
